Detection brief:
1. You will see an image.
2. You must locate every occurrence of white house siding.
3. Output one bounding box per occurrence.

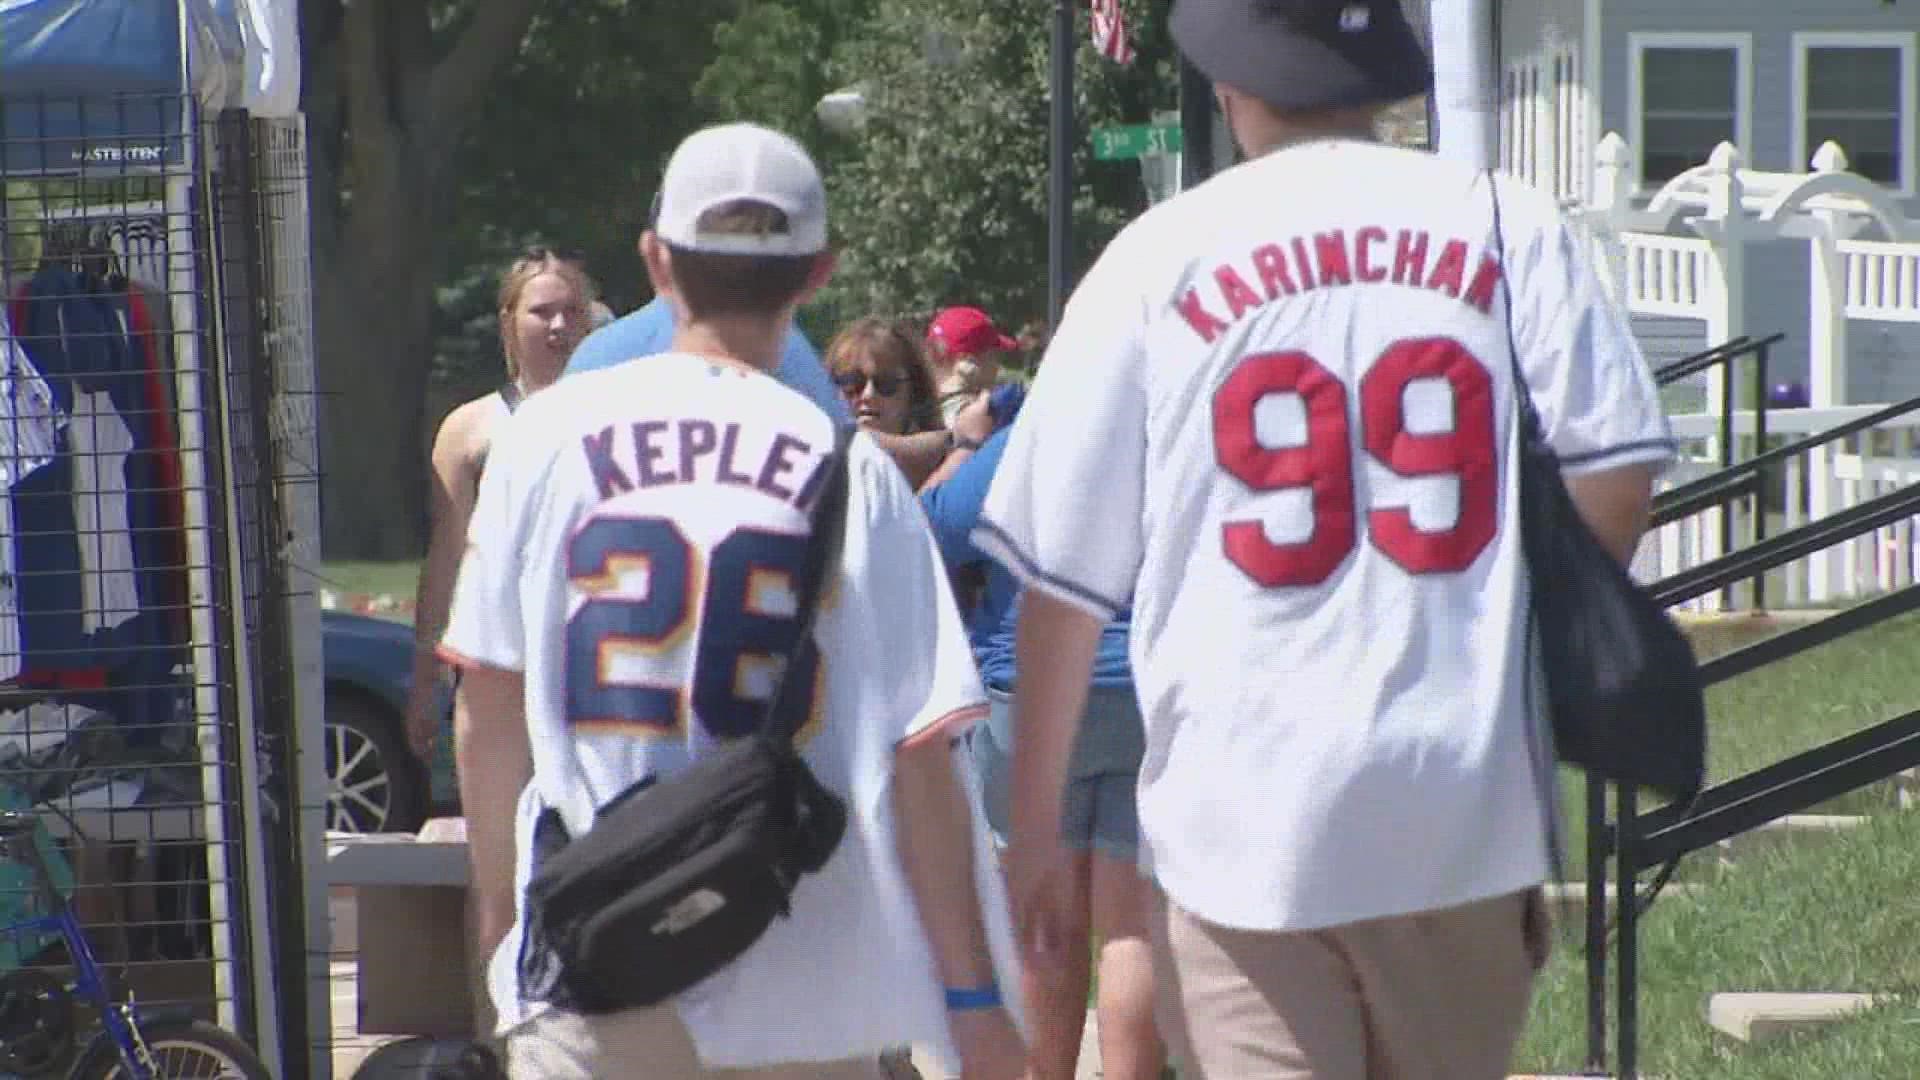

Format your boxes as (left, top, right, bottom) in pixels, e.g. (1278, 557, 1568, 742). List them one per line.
(1593, 2, 1920, 403)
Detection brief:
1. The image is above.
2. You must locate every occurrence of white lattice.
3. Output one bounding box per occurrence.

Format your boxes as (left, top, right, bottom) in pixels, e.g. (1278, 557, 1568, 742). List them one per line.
(1843, 239, 1920, 323)
(1622, 234, 1713, 317)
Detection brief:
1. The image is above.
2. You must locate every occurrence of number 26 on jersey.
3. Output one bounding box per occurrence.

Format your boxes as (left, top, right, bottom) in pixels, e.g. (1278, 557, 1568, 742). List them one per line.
(565, 516, 818, 738)
(1211, 336, 1498, 588)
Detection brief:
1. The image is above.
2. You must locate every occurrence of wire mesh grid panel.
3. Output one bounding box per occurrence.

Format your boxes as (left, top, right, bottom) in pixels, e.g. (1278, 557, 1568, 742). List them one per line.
(0, 91, 263, 1066)
(248, 110, 334, 1080)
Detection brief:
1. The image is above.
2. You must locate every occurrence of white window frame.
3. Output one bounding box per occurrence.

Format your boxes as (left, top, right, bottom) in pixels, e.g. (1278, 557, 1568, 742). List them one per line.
(1791, 31, 1917, 197)
(1627, 32, 1754, 193)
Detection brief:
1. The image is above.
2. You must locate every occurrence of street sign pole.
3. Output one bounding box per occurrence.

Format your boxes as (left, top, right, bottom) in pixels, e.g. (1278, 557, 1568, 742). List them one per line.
(1048, 0, 1074, 334)
(1180, 57, 1215, 190)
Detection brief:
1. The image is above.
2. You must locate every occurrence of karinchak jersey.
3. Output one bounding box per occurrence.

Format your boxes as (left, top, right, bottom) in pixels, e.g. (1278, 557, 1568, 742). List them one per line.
(440, 354, 1015, 1068)
(977, 141, 1675, 934)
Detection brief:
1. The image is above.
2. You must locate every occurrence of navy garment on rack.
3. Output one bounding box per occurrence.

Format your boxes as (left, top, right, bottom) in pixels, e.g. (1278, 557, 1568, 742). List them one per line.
(8, 265, 186, 734)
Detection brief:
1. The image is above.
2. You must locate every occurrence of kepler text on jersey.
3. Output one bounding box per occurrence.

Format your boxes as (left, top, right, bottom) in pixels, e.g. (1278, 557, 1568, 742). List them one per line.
(580, 419, 829, 509)
(1175, 227, 1505, 343)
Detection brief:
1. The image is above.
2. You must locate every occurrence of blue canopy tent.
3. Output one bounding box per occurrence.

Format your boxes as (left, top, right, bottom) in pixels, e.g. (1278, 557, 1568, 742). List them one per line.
(0, 0, 295, 173)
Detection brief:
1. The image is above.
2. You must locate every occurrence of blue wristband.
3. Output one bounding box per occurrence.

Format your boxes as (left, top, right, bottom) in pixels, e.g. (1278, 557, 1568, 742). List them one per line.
(944, 984, 1002, 1012)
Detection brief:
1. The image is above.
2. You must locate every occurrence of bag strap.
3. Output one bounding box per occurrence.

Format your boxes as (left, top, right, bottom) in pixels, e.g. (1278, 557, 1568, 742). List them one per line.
(757, 423, 858, 749)
(500, 381, 525, 414)
(1485, 172, 1546, 446)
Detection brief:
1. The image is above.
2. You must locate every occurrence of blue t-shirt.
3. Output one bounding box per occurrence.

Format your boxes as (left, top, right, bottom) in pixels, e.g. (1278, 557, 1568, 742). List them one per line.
(919, 427, 1132, 692)
(565, 296, 851, 422)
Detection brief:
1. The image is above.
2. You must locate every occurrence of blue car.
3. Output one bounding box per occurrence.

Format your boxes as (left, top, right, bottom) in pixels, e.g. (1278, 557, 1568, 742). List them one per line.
(321, 610, 458, 833)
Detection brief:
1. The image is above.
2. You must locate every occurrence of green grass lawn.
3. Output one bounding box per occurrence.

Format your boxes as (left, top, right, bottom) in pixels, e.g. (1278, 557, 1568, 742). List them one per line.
(1518, 609, 1920, 1076)
(1517, 807, 1920, 1078)
(319, 560, 423, 604)
(1552, 609, 1920, 884)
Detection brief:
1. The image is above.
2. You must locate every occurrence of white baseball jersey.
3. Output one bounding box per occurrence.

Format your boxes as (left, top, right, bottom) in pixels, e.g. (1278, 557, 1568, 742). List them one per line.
(0, 318, 62, 682)
(977, 141, 1675, 933)
(440, 354, 1017, 1068)
(68, 390, 140, 634)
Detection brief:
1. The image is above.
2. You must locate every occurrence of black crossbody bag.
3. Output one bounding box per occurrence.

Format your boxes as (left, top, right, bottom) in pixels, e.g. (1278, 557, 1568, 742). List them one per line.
(518, 426, 856, 1015)
(1488, 175, 1708, 802)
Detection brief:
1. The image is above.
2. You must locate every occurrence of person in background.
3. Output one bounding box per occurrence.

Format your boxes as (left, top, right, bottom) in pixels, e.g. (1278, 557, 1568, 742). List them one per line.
(921, 426, 1165, 1080)
(825, 317, 942, 437)
(925, 306, 1018, 427)
(566, 197, 963, 487)
(405, 247, 598, 758)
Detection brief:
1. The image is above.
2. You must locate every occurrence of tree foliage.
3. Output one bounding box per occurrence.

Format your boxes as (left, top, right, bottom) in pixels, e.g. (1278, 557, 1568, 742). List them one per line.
(302, 0, 1180, 556)
(813, 0, 1176, 338)
(431, 1, 732, 404)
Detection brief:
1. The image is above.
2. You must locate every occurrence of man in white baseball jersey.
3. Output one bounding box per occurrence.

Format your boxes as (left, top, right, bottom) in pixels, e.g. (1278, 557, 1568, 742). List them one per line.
(977, 1, 1675, 1076)
(440, 122, 1026, 1079)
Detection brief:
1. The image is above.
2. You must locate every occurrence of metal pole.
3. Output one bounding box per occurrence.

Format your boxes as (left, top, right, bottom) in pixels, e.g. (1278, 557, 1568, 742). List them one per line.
(1720, 360, 1736, 610)
(1753, 344, 1771, 610)
(1180, 58, 1214, 191)
(1616, 783, 1641, 1080)
(1048, 0, 1075, 332)
(1583, 775, 1609, 1073)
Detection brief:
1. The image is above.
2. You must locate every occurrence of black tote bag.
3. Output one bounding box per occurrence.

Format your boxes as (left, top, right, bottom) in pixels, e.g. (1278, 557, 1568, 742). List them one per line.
(1489, 176, 1707, 802)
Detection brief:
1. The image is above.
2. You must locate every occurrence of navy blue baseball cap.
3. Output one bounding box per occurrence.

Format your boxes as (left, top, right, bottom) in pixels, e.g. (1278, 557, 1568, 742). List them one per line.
(1172, 0, 1433, 114)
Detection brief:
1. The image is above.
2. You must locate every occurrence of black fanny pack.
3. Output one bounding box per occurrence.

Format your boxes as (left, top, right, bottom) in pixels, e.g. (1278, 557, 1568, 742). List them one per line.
(519, 426, 856, 1015)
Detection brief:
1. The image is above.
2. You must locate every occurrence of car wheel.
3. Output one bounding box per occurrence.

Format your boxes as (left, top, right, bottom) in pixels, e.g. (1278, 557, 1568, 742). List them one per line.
(323, 692, 428, 834)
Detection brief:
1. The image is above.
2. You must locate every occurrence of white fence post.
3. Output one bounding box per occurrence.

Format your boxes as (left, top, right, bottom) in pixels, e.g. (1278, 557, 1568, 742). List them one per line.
(1697, 142, 1747, 416)
(1807, 141, 1852, 602)
(1588, 132, 1633, 304)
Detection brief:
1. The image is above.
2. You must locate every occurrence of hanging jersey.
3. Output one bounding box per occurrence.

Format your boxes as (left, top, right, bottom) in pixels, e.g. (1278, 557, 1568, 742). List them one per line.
(439, 354, 1011, 1068)
(0, 315, 63, 682)
(67, 390, 140, 635)
(977, 142, 1675, 934)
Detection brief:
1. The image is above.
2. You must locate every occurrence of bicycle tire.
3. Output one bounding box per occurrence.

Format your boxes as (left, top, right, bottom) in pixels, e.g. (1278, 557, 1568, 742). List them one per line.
(68, 1017, 273, 1079)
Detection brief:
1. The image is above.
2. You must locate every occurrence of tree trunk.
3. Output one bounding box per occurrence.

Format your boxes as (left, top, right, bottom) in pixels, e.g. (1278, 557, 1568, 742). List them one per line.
(314, 168, 439, 559)
(302, 0, 545, 560)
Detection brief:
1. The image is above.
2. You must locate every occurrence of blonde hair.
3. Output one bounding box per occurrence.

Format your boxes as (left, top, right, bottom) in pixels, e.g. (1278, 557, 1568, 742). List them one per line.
(824, 317, 941, 434)
(498, 247, 599, 380)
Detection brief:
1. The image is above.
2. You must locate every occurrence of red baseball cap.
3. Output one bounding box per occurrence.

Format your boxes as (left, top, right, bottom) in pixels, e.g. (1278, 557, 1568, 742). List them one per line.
(927, 306, 1019, 358)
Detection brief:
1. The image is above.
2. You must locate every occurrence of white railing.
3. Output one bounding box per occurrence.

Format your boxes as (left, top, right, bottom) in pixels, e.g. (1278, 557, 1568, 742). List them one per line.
(1635, 406, 1920, 609)
(1843, 239, 1920, 323)
(1622, 234, 1713, 318)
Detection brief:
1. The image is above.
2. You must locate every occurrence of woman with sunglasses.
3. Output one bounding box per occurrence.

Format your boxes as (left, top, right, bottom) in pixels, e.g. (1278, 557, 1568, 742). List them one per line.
(405, 248, 600, 767)
(824, 317, 943, 439)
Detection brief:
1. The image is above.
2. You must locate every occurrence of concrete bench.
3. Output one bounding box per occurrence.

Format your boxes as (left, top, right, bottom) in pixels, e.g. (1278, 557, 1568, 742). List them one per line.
(325, 820, 477, 1039)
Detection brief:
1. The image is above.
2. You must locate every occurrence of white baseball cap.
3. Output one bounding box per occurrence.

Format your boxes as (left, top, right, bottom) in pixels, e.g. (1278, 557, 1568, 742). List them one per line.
(653, 123, 828, 257)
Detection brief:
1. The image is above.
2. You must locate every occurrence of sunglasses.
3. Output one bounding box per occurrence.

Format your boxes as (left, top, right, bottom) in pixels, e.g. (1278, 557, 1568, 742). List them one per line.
(834, 371, 906, 397)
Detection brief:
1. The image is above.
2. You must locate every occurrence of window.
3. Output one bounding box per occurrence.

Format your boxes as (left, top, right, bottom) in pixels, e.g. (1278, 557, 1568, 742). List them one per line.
(1793, 34, 1916, 193)
(1630, 34, 1750, 187)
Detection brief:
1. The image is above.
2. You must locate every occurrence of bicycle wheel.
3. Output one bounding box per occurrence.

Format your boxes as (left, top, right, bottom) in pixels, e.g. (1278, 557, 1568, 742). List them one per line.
(69, 1017, 272, 1079)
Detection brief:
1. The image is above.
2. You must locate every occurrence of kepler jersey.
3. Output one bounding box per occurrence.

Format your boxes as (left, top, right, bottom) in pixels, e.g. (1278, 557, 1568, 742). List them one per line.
(442, 354, 1018, 1068)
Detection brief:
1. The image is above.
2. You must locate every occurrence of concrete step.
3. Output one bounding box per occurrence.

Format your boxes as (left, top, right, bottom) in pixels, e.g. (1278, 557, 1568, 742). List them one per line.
(1887, 767, 1920, 809)
(1707, 991, 1883, 1043)
(1715, 814, 1869, 866)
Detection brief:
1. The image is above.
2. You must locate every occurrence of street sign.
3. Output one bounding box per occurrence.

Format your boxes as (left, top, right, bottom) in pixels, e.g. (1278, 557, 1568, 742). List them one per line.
(1092, 122, 1184, 161)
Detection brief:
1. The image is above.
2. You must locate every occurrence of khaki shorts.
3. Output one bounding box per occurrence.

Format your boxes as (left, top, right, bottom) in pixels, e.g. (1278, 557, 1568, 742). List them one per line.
(505, 1004, 883, 1080)
(1151, 889, 1546, 1080)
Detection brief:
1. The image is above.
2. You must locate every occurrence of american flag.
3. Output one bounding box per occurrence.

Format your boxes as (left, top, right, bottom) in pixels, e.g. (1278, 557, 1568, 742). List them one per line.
(1089, 0, 1134, 64)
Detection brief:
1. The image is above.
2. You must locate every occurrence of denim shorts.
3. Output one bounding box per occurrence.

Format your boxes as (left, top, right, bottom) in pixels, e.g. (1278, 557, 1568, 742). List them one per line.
(970, 685, 1146, 862)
